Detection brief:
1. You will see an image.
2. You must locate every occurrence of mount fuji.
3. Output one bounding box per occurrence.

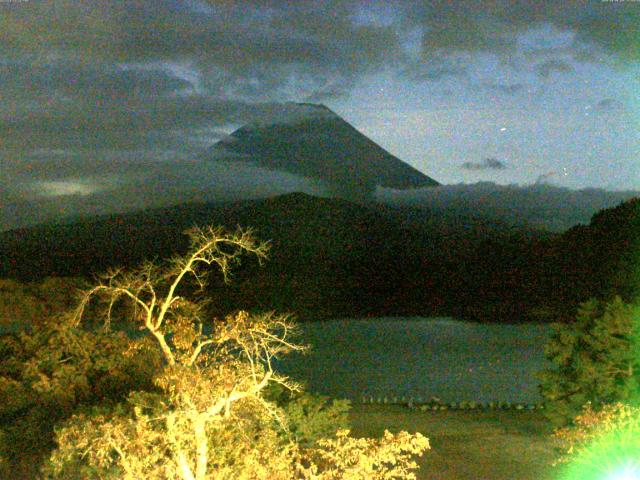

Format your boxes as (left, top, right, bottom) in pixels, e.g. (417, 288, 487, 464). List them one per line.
(203, 103, 438, 200)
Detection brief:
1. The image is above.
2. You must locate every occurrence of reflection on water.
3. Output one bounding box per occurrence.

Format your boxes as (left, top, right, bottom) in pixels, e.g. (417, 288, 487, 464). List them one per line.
(275, 317, 553, 403)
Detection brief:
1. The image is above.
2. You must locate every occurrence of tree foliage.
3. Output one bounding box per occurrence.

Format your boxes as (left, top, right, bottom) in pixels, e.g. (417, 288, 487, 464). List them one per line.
(2, 225, 430, 479)
(0, 277, 84, 328)
(276, 390, 352, 449)
(0, 313, 160, 478)
(552, 402, 640, 480)
(538, 296, 640, 426)
(300, 429, 430, 480)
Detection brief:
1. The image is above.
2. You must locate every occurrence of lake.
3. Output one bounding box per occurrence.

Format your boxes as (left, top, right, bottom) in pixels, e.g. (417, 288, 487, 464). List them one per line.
(275, 317, 553, 404)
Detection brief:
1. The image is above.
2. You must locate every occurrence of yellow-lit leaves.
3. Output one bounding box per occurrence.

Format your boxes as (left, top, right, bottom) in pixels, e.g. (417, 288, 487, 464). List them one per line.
(302, 429, 430, 480)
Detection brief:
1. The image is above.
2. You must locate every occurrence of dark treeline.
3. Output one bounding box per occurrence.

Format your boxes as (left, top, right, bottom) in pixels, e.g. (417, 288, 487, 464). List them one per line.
(0, 193, 638, 323)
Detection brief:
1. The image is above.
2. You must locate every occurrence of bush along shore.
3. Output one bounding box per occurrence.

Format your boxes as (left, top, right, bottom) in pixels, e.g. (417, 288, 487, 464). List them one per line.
(359, 395, 545, 411)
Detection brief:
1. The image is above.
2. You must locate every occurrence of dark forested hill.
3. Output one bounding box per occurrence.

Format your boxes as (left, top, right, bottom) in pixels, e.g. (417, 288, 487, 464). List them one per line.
(539, 197, 640, 319)
(1, 193, 636, 322)
(0, 192, 546, 321)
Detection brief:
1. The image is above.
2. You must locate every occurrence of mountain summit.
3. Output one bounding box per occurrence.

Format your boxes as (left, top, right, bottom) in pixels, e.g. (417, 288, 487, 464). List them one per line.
(204, 103, 438, 200)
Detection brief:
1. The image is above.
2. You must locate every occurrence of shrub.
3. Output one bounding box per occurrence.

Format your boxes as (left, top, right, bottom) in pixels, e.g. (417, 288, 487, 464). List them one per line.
(0, 277, 85, 329)
(301, 429, 430, 480)
(268, 385, 351, 448)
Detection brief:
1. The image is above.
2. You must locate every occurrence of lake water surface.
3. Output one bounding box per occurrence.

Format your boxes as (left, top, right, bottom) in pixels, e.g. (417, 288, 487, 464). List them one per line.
(275, 317, 553, 404)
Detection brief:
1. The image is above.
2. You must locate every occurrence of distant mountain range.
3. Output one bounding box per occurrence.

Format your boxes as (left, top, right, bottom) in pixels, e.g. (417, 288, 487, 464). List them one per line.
(203, 103, 438, 200)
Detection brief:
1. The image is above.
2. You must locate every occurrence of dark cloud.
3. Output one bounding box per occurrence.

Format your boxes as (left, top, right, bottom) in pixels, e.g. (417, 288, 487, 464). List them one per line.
(0, 61, 192, 102)
(303, 79, 355, 102)
(535, 59, 574, 78)
(420, 11, 515, 55)
(594, 98, 624, 112)
(0, 161, 330, 231)
(4, 149, 168, 181)
(0, 94, 334, 153)
(461, 158, 507, 171)
(404, 0, 640, 61)
(569, 1, 640, 62)
(0, 1, 402, 96)
(483, 82, 524, 95)
(0, 1, 635, 126)
(409, 56, 468, 81)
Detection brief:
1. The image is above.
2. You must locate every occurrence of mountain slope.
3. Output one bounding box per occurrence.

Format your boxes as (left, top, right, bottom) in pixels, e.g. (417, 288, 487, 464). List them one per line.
(1, 194, 637, 323)
(0, 192, 553, 321)
(540, 197, 640, 316)
(204, 103, 438, 199)
(0, 193, 420, 318)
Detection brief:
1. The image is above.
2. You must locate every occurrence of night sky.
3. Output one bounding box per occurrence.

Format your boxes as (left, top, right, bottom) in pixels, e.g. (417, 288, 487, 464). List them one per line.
(1, 1, 639, 229)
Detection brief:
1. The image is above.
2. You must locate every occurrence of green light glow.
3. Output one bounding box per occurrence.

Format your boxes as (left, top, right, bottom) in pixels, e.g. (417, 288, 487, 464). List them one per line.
(603, 463, 640, 480)
(560, 430, 640, 480)
(558, 398, 640, 480)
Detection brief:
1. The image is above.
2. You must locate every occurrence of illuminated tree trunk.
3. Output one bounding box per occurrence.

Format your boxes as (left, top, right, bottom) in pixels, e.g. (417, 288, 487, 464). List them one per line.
(194, 417, 208, 480)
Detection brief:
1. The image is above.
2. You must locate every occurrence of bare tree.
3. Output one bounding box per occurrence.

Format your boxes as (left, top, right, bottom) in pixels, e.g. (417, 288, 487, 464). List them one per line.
(53, 226, 305, 480)
(45, 225, 429, 480)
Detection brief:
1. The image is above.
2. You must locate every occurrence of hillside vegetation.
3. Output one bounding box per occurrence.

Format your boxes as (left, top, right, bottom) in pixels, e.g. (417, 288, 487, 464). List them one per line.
(0, 194, 637, 323)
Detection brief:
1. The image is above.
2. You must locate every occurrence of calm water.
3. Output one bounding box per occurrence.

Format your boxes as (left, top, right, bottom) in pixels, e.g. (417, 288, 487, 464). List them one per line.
(275, 317, 553, 404)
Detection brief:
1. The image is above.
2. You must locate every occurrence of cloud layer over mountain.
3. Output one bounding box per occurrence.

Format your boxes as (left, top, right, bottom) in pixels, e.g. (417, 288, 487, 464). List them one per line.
(377, 182, 639, 232)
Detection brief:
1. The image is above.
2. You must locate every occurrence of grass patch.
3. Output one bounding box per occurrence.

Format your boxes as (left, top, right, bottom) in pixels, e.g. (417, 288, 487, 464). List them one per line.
(349, 403, 559, 480)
